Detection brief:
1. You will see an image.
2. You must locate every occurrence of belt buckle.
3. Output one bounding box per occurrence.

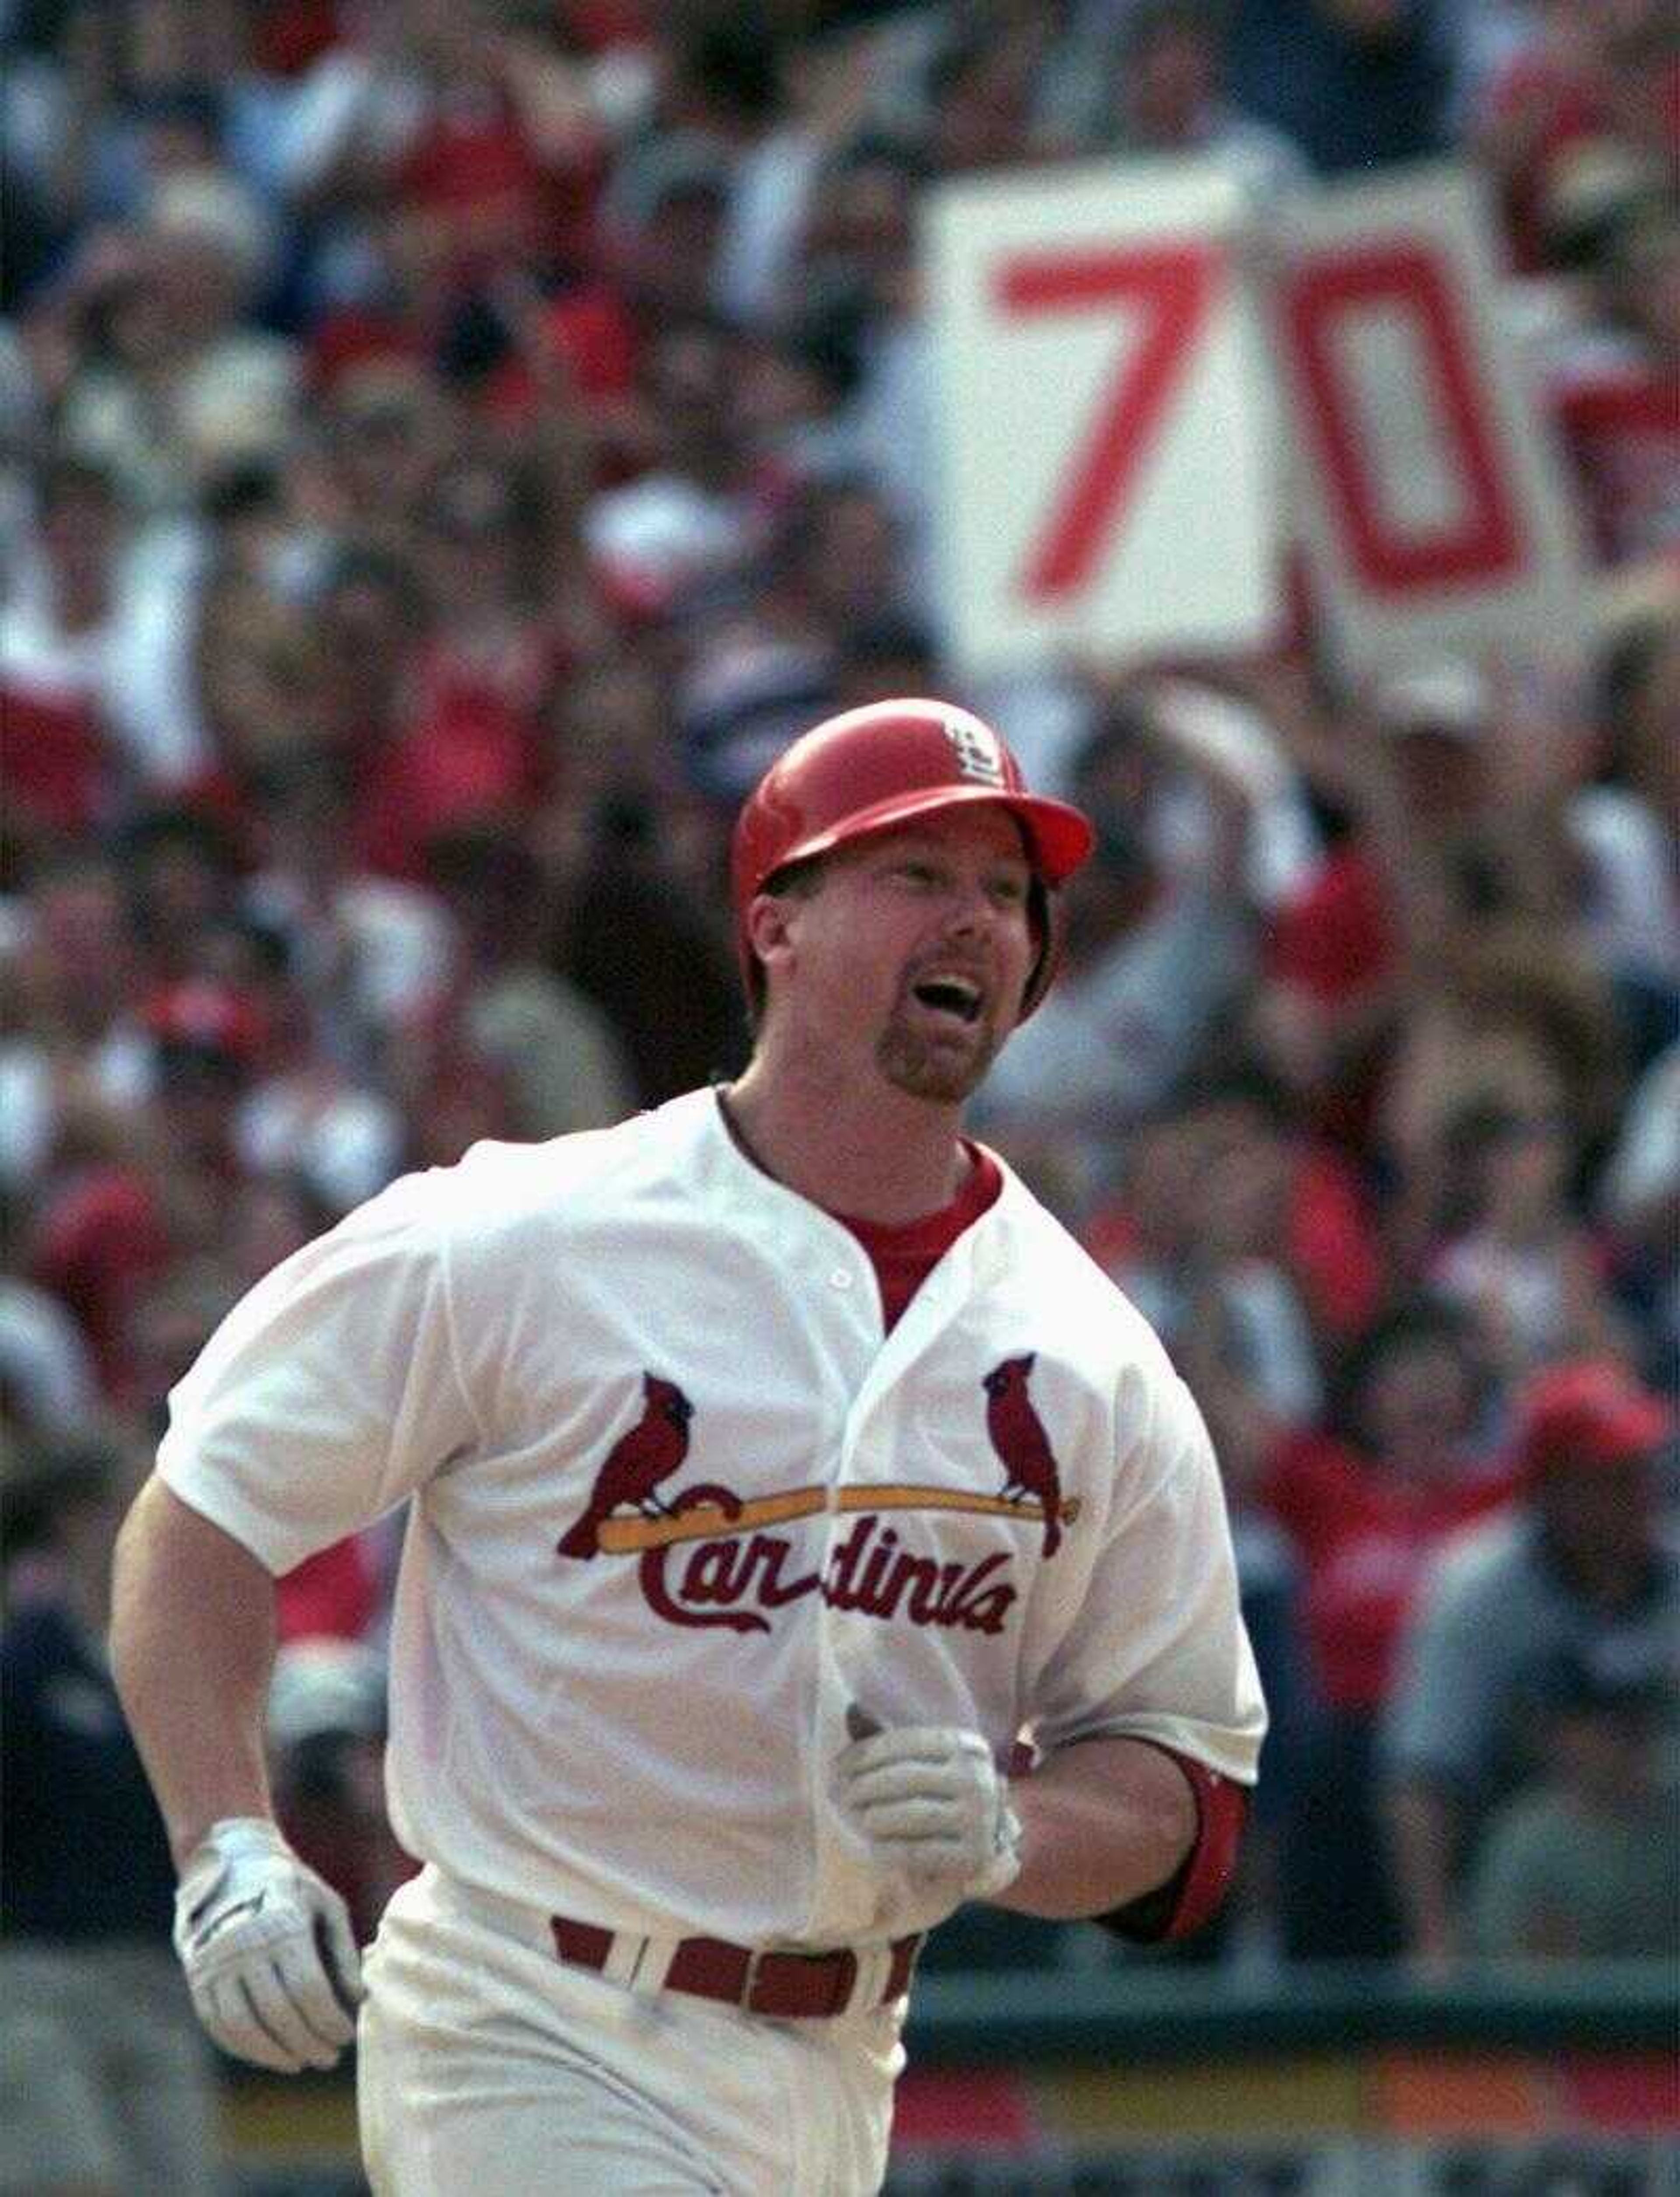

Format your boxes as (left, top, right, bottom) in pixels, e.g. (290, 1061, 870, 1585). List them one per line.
(741, 1946, 766, 2011)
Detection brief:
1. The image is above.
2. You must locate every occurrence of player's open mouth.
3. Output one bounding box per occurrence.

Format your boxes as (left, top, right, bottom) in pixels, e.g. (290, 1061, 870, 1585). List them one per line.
(911, 976, 983, 1025)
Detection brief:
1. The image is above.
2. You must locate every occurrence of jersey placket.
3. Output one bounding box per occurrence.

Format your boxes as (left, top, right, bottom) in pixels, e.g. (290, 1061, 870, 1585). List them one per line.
(797, 1218, 990, 1944)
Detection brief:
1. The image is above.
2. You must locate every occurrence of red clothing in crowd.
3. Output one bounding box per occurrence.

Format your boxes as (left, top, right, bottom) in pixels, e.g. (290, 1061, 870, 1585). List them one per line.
(1554, 350, 1680, 568)
(395, 82, 606, 292)
(486, 283, 642, 423)
(0, 683, 109, 836)
(1265, 843, 1394, 1006)
(1081, 1144, 1382, 1345)
(1475, 45, 1680, 275)
(1284, 1149, 1383, 1342)
(1477, 50, 1610, 273)
(29, 1167, 173, 1397)
(559, 0, 651, 48)
(276, 1535, 380, 1644)
(1263, 841, 1398, 1149)
(355, 684, 546, 882)
(304, 312, 422, 397)
(250, 0, 341, 77)
(1259, 1433, 1514, 1713)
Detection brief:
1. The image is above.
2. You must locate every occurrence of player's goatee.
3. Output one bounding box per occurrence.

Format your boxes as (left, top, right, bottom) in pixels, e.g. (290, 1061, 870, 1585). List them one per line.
(876, 1006, 1002, 1104)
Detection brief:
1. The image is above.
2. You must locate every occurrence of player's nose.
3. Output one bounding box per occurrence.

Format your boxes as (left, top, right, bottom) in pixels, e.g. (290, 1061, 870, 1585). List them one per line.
(942, 870, 1004, 933)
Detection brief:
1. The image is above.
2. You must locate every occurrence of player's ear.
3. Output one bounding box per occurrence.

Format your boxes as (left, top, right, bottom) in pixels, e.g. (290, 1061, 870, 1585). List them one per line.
(746, 890, 798, 975)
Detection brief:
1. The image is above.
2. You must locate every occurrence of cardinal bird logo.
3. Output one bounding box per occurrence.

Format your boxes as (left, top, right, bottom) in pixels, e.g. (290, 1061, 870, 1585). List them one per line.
(983, 1353, 1064, 1559)
(557, 1375, 695, 1560)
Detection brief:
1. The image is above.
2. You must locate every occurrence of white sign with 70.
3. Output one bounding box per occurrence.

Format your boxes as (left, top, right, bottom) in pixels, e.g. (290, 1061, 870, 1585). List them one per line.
(926, 158, 1278, 676)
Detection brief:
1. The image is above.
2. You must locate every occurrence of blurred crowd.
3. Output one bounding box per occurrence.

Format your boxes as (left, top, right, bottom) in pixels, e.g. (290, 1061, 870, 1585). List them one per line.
(2, 0, 1678, 2177)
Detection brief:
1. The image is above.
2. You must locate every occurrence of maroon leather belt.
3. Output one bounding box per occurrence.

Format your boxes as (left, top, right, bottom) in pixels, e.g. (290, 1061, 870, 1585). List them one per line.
(549, 1916, 924, 2018)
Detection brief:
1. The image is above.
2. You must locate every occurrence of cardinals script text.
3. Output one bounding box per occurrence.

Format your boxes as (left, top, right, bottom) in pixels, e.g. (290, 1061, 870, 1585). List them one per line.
(639, 1500, 1018, 1637)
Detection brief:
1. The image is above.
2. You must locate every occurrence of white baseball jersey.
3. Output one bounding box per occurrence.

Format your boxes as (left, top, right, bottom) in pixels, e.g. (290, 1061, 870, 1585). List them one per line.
(159, 1087, 1265, 1948)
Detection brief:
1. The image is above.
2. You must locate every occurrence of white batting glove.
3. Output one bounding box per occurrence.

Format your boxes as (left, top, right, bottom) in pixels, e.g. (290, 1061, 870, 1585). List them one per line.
(833, 1724, 1022, 1900)
(172, 1817, 364, 2072)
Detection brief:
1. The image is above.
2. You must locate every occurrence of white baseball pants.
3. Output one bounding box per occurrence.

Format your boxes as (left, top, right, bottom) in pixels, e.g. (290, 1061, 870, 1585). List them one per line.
(357, 1867, 904, 2194)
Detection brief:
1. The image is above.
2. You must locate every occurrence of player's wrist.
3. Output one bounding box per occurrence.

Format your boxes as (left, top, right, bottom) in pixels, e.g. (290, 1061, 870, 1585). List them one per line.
(180, 1814, 291, 1871)
(203, 1814, 290, 1850)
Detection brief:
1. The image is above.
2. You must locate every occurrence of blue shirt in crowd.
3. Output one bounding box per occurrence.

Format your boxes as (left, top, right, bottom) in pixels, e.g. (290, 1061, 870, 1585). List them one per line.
(1226, 0, 1454, 175)
(2, 1601, 177, 1942)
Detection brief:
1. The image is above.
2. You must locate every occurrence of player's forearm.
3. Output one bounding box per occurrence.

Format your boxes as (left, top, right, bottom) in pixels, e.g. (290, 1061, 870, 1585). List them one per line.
(992, 1736, 1197, 1920)
(110, 1475, 279, 1867)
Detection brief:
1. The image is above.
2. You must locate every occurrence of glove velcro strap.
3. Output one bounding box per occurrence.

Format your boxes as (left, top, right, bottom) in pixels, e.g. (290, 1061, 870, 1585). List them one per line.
(197, 1817, 294, 1864)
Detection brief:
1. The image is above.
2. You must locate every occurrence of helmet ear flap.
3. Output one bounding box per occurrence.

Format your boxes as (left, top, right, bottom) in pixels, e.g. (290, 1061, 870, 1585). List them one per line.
(1020, 875, 1060, 1019)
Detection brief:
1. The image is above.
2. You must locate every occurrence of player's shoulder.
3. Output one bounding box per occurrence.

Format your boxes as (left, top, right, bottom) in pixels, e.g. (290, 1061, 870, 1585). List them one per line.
(987, 1152, 1176, 1360)
(442, 1115, 646, 1204)
(434, 1091, 714, 1239)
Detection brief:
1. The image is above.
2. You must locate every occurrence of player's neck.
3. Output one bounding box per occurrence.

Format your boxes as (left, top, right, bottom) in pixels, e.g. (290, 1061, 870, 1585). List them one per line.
(720, 1062, 971, 1225)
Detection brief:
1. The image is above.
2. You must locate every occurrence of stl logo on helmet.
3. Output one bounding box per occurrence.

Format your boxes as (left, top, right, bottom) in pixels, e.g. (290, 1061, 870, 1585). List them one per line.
(944, 716, 1007, 788)
(556, 1360, 1078, 1638)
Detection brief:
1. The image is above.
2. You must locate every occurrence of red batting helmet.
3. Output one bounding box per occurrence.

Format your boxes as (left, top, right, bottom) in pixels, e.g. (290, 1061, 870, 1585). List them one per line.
(731, 698, 1094, 1021)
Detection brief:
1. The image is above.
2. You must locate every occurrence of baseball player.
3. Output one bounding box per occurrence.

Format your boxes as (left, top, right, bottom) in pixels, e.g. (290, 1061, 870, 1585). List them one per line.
(111, 700, 1267, 2195)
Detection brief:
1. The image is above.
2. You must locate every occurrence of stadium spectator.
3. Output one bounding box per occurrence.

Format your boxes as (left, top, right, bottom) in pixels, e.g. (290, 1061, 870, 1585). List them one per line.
(1570, 593, 1680, 1069)
(1596, 1037, 1680, 1386)
(1425, 1085, 1629, 1381)
(418, 822, 636, 1139)
(116, 802, 244, 981)
(1095, 0, 1309, 200)
(1253, 658, 1627, 1160)
(1550, 195, 1680, 569)
(1084, 1057, 1382, 1370)
(1225, 0, 1456, 176)
(1215, 1295, 1512, 1959)
(0, 445, 208, 804)
(1466, 1646, 1680, 1961)
(1382, 1357, 1678, 1968)
(974, 680, 1278, 1200)
(1466, 0, 1678, 275)
(584, 314, 781, 620)
(0, 1264, 102, 1438)
(0, 1433, 222, 2196)
(49, 172, 294, 514)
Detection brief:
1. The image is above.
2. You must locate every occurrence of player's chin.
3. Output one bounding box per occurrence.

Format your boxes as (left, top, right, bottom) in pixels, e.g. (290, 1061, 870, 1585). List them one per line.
(878, 1018, 1003, 1105)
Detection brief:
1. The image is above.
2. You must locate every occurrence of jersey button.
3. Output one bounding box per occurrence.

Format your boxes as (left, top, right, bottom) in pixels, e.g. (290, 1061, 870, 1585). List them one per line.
(829, 1267, 854, 1290)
